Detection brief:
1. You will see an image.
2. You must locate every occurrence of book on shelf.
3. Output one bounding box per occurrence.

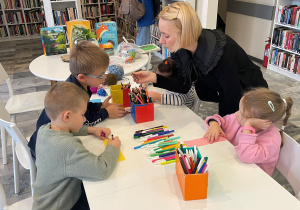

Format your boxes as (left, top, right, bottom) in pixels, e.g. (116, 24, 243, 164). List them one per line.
(66, 19, 91, 50)
(40, 26, 67, 56)
(95, 21, 118, 49)
(270, 49, 300, 74)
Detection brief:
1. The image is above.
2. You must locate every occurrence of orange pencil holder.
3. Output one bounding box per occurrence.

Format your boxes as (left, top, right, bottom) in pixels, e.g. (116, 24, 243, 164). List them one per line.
(110, 84, 130, 108)
(130, 102, 154, 123)
(175, 147, 208, 201)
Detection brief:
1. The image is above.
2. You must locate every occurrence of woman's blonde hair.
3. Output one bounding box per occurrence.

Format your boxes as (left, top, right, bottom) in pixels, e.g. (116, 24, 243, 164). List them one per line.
(158, 2, 202, 51)
(45, 82, 89, 120)
(243, 88, 293, 137)
(70, 40, 109, 76)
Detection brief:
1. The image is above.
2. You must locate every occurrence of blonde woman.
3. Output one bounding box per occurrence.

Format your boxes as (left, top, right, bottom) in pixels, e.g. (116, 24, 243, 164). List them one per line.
(132, 2, 268, 116)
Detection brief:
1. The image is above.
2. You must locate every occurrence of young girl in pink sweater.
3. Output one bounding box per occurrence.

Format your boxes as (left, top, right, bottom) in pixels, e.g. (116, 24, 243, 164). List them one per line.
(205, 88, 293, 176)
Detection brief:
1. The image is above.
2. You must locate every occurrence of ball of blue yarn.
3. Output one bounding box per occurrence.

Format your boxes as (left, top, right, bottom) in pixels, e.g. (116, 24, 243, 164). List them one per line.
(97, 88, 107, 96)
(108, 65, 124, 80)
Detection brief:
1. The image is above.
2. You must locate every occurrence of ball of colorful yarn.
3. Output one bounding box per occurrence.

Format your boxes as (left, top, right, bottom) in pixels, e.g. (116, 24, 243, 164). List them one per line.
(108, 65, 124, 80)
(90, 86, 98, 94)
(97, 88, 107, 96)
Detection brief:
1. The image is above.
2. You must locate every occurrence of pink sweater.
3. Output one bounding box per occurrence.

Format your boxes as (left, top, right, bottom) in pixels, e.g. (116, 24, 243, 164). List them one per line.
(205, 114, 281, 176)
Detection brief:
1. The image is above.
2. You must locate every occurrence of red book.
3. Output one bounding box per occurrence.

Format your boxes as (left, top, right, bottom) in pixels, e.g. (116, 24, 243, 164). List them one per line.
(21, 13, 24, 23)
(294, 56, 299, 73)
(287, 33, 294, 50)
(290, 6, 298, 25)
(62, 13, 67, 25)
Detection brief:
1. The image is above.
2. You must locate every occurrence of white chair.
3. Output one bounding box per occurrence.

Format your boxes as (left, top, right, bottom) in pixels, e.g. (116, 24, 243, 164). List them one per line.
(276, 132, 300, 200)
(0, 181, 33, 210)
(0, 63, 47, 165)
(0, 63, 46, 194)
(0, 100, 37, 196)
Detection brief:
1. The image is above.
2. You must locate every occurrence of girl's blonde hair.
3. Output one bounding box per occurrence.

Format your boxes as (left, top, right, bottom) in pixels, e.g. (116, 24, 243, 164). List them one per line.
(158, 2, 202, 52)
(243, 88, 293, 137)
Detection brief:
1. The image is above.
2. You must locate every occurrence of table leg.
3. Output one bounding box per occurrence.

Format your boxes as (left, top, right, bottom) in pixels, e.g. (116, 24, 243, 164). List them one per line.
(146, 52, 152, 70)
(50, 80, 57, 86)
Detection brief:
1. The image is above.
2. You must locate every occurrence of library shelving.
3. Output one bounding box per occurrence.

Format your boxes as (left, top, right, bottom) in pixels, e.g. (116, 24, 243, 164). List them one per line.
(81, 0, 116, 29)
(43, 0, 82, 27)
(268, 0, 300, 81)
(0, 0, 45, 40)
(115, 0, 136, 39)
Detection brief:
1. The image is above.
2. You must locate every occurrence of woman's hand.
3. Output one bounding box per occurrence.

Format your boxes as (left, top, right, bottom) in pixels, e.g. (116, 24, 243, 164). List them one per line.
(204, 121, 226, 143)
(131, 71, 157, 84)
(88, 127, 111, 140)
(148, 91, 161, 102)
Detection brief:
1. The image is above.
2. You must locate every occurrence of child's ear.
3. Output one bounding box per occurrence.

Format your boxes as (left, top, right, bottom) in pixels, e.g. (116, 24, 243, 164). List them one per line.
(77, 74, 86, 83)
(62, 110, 71, 122)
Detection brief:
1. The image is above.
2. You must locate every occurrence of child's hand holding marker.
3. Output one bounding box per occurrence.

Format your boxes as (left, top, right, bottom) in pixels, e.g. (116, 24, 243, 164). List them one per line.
(88, 127, 111, 140)
(107, 134, 121, 150)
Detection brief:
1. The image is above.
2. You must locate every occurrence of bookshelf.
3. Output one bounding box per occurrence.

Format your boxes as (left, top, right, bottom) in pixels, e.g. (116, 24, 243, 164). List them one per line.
(268, 0, 300, 81)
(81, 0, 116, 30)
(0, 0, 45, 40)
(115, 0, 137, 39)
(43, 0, 82, 27)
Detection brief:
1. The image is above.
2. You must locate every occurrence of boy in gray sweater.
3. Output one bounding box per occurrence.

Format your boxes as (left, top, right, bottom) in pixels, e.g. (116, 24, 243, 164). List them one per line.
(33, 82, 121, 210)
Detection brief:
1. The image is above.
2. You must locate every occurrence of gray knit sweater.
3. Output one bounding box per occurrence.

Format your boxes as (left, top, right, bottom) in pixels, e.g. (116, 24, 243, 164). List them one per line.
(32, 123, 119, 210)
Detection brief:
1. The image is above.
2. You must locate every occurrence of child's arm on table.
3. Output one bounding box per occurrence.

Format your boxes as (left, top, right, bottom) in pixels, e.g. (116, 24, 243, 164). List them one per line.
(94, 95, 126, 119)
(148, 91, 161, 102)
(204, 114, 227, 143)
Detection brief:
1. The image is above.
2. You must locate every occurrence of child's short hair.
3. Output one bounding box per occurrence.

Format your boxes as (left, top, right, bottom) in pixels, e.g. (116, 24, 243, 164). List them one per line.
(69, 40, 109, 76)
(243, 88, 293, 125)
(157, 57, 178, 78)
(44, 82, 89, 120)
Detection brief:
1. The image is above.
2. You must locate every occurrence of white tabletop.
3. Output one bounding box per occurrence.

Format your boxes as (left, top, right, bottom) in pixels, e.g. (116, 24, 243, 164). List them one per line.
(80, 103, 300, 209)
(29, 51, 148, 81)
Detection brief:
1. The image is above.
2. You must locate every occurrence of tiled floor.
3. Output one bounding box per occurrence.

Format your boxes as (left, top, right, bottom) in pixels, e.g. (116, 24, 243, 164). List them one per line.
(1, 37, 300, 205)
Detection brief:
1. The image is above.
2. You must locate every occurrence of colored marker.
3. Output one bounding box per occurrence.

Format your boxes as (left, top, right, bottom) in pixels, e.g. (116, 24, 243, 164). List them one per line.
(160, 159, 176, 165)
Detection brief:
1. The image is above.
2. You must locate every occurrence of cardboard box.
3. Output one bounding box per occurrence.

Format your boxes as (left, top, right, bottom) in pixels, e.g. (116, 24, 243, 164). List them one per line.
(110, 84, 130, 108)
(130, 102, 154, 124)
(175, 148, 208, 201)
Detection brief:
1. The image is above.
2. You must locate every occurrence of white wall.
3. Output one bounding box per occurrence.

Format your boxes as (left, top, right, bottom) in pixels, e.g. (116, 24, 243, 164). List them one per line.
(225, 0, 276, 61)
(196, 0, 218, 29)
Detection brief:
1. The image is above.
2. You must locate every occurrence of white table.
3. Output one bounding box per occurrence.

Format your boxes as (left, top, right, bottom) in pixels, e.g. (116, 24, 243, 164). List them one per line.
(80, 104, 300, 209)
(29, 51, 149, 81)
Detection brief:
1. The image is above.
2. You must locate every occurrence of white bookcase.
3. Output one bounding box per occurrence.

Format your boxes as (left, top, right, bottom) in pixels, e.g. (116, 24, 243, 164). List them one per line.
(43, 0, 82, 27)
(0, 0, 44, 40)
(81, 0, 116, 30)
(268, 0, 300, 81)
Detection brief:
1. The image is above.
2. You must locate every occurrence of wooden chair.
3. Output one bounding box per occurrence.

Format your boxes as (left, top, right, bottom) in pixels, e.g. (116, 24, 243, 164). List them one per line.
(276, 132, 300, 199)
(0, 101, 36, 196)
